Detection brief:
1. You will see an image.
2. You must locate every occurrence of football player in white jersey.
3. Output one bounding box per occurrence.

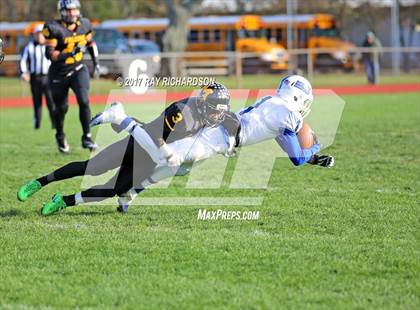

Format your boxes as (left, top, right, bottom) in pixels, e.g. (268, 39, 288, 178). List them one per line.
(110, 75, 334, 212)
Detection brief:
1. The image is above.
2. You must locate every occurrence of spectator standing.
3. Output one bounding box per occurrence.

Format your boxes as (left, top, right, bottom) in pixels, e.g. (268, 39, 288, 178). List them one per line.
(362, 31, 382, 85)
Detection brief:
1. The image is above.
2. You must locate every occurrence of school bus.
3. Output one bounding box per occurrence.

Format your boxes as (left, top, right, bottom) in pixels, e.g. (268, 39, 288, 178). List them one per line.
(101, 14, 357, 72)
(0, 21, 38, 75)
(101, 15, 288, 73)
(262, 14, 357, 70)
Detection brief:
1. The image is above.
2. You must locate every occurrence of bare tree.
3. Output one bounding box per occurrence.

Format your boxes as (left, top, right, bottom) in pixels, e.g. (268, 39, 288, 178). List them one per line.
(162, 0, 199, 76)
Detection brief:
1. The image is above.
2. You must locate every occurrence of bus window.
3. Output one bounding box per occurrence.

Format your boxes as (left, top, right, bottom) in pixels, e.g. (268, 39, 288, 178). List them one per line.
(4, 34, 11, 48)
(16, 35, 29, 54)
(266, 28, 272, 40)
(203, 30, 210, 42)
(214, 29, 220, 41)
(144, 31, 151, 40)
(155, 31, 164, 47)
(298, 28, 307, 47)
(275, 28, 282, 42)
(238, 28, 266, 39)
(123, 32, 129, 38)
(188, 30, 199, 42)
(311, 25, 339, 38)
(226, 30, 234, 50)
(134, 32, 140, 39)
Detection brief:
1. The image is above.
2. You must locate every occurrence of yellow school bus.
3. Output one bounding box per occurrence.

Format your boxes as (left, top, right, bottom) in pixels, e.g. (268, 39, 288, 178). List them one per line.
(101, 14, 356, 72)
(234, 15, 288, 72)
(101, 15, 289, 73)
(255, 14, 356, 70)
(0, 21, 43, 75)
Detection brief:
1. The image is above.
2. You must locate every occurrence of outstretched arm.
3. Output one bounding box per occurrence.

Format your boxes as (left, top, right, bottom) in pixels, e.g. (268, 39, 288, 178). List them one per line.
(275, 128, 320, 166)
(119, 116, 176, 165)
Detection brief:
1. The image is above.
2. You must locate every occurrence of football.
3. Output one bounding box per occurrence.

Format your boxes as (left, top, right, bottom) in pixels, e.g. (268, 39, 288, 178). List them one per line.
(297, 122, 315, 148)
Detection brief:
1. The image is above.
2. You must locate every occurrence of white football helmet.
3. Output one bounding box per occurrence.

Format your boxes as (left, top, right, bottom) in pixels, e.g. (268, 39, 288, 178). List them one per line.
(276, 75, 313, 118)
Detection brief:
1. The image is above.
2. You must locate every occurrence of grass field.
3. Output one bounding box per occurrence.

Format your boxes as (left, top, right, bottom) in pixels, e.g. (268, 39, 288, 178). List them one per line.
(0, 89, 419, 308)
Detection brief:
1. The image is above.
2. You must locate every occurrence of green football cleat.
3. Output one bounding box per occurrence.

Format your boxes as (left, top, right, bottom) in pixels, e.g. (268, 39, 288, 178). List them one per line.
(41, 193, 68, 216)
(17, 180, 42, 201)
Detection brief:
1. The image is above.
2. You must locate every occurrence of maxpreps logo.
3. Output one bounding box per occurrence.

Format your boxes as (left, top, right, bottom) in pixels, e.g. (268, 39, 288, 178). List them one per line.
(197, 209, 260, 220)
(0, 38, 5, 64)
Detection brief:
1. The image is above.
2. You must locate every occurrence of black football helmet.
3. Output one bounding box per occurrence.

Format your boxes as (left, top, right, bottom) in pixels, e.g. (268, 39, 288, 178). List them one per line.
(58, 0, 81, 24)
(197, 82, 231, 127)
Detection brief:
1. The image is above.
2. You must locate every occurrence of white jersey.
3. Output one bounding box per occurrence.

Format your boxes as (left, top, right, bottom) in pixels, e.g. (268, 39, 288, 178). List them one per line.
(236, 95, 303, 146)
(166, 126, 228, 164)
(164, 95, 303, 166)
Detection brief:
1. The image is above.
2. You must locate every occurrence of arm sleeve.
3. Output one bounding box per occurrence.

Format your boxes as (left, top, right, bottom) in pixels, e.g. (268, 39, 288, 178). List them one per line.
(276, 128, 321, 166)
(19, 45, 29, 74)
(87, 41, 98, 64)
(119, 117, 164, 164)
(143, 102, 187, 144)
(85, 20, 98, 64)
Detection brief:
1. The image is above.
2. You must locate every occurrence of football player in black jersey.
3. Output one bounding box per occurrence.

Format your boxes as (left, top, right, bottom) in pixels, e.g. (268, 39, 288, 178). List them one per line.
(17, 83, 241, 216)
(43, 0, 100, 153)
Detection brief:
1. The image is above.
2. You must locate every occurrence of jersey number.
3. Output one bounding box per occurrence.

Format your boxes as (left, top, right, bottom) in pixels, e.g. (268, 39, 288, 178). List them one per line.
(63, 35, 86, 64)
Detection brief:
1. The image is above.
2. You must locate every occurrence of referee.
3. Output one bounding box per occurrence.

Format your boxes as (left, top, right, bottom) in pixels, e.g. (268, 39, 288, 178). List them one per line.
(20, 24, 55, 129)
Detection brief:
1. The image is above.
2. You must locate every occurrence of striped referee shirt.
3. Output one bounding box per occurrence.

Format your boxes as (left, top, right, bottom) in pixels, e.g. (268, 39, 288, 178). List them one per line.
(20, 40, 50, 75)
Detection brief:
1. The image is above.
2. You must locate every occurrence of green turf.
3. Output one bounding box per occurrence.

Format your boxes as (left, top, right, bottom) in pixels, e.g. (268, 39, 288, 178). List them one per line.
(0, 92, 419, 308)
(1, 73, 419, 97)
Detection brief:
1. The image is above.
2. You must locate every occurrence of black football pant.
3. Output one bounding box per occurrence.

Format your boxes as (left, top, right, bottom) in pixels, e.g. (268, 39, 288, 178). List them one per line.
(40, 136, 156, 204)
(30, 74, 55, 129)
(49, 65, 91, 139)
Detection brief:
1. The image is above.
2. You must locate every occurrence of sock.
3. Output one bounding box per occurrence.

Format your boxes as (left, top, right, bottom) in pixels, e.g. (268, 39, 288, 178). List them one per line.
(74, 192, 84, 205)
(37, 173, 55, 187)
(141, 177, 156, 188)
(63, 194, 76, 206)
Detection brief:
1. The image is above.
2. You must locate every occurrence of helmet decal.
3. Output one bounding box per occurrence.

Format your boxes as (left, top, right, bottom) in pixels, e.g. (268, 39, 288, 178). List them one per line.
(292, 80, 311, 95)
(276, 75, 313, 118)
(201, 87, 214, 100)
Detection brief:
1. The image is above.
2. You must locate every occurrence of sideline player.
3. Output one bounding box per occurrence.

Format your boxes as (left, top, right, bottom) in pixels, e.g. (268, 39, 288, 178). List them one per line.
(17, 83, 237, 215)
(43, 0, 100, 152)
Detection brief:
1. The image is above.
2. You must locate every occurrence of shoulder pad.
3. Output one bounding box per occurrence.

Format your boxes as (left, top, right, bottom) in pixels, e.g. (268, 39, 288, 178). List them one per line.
(42, 20, 60, 39)
(79, 17, 93, 33)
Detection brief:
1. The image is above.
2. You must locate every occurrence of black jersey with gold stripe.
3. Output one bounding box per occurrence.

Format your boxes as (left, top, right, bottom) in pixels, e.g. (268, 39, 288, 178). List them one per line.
(144, 97, 204, 144)
(43, 17, 92, 76)
(143, 97, 241, 145)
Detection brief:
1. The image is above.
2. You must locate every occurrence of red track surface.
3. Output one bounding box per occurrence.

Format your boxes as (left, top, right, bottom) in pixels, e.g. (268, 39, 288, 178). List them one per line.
(1, 83, 419, 108)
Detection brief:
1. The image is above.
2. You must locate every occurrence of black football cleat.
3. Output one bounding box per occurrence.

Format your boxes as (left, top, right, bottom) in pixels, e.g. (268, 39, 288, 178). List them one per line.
(56, 134, 70, 153)
(116, 204, 129, 213)
(81, 134, 98, 151)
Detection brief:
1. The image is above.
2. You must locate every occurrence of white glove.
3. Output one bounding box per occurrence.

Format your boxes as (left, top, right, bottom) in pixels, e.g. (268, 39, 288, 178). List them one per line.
(159, 143, 183, 167)
(167, 152, 183, 167)
(224, 136, 237, 158)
